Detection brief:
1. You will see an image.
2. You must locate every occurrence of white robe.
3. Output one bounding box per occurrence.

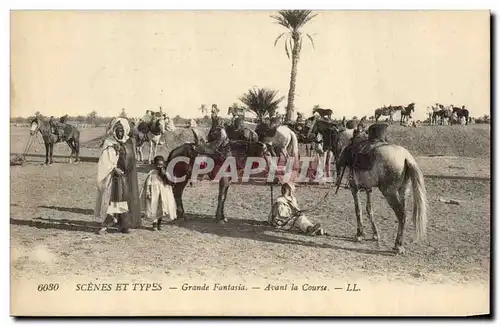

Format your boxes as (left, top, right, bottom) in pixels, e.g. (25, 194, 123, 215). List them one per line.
(139, 170, 177, 223)
(268, 195, 313, 232)
(94, 118, 131, 220)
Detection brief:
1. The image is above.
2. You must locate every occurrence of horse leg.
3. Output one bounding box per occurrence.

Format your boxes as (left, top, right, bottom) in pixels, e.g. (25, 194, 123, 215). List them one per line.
(173, 181, 188, 221)
(216, 177, 230, 223)
(74, 138, 80, 163)
(365, 189, 379, 240)
(136, 143, 143, 162)
(66, 140, 74, 163)
(383, 192, 407, 254)
(350, 179, 365, 241)
(49, 143, 54, 165)
(324, 151, 331, 180)
(44, 142, 49, 165)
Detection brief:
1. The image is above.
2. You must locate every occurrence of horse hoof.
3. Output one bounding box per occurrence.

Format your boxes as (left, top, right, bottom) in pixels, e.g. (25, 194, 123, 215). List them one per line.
(355, 235, 364, 242)
(373, 234, 379, 241)
(216, 219, 226, 224)
(393, 246, 406, 255)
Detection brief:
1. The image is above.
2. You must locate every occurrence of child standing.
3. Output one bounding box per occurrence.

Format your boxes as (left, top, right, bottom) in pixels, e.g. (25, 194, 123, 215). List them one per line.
(140, 155, 177, 230)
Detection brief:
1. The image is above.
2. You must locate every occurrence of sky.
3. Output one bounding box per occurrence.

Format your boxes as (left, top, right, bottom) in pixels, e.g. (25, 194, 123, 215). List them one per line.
(10, 10, 490, 121)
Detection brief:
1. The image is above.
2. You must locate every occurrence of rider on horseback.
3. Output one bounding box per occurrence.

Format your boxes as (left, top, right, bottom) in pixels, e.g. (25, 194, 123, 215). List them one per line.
(295, 112, 304, 124)
(194, 118, 229, 156)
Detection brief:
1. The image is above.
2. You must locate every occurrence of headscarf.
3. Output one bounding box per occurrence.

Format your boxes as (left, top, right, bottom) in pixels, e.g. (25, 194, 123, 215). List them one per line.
(281, 182, 295, 195)
(103, 117, 130, 149)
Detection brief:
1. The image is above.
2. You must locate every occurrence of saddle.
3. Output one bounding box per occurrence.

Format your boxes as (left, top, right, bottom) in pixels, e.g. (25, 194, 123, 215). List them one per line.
(194, 140, 230, 162)
(344, 124, 390, 171)
(50, 121, 70, 141)
(348, 139, 389, 171)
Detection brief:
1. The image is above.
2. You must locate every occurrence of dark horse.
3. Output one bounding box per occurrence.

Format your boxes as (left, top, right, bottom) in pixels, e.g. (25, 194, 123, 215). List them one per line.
(400, 103, 415, 125)
(452, 106, 470, 125)
(165, 139, 269, 222)
(29, 117, 80, 165)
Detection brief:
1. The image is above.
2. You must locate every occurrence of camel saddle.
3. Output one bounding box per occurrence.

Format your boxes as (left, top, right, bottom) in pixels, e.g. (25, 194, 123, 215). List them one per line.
(344, 124, 390, 171)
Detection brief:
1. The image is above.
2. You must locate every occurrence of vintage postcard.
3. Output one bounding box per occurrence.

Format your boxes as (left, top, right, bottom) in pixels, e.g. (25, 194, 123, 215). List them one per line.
(10, 10, 491, 316)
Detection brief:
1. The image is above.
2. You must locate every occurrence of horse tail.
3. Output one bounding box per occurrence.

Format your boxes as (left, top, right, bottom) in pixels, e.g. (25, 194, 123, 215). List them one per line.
(405, 155, 428, 242)
(289, 129, 299, 161)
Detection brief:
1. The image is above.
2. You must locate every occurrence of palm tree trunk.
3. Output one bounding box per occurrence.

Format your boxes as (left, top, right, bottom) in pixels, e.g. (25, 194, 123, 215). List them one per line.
(285, 46, 300, 122)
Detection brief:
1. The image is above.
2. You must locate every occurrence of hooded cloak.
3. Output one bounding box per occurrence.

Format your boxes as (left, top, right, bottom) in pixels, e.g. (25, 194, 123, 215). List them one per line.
(94, 118, 141, 227)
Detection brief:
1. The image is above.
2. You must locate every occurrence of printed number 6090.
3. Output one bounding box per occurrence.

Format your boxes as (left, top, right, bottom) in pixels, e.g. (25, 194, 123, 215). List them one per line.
(37, 283, 60, 292)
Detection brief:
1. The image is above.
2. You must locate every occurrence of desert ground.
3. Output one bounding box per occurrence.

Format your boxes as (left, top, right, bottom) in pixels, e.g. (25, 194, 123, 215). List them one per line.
(10, 124, 490, 287)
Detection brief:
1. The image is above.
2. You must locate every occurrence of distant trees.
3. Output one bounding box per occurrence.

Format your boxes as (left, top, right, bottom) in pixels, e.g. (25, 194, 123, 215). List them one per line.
(86, 110, 97, 126)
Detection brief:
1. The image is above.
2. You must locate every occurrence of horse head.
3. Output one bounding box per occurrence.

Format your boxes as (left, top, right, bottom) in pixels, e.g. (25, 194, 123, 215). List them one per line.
(29, 117, 40, 136)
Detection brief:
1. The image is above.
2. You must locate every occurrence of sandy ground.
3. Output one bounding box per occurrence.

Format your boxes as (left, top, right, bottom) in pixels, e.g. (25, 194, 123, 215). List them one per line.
(10, 126, 490, 288)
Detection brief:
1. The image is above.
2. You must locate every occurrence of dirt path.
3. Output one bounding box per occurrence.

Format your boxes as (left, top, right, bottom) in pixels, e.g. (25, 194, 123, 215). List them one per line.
(10, 162, 490, 286)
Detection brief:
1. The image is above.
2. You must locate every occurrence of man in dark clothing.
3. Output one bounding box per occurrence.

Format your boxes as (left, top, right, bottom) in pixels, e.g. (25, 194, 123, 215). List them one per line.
(48, 116, 56, 134)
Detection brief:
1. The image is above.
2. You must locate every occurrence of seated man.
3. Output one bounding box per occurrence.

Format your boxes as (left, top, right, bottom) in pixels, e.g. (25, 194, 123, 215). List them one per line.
(194, 121, 229, 156)
(268, 182, 327, 236)
(233, 116, 244, 131)
(295, 113, 304, 124)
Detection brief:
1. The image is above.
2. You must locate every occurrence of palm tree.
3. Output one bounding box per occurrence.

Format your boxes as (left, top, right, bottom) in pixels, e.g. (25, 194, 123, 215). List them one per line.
(272, 10, 317, 122)
(239, 87, 284, 123)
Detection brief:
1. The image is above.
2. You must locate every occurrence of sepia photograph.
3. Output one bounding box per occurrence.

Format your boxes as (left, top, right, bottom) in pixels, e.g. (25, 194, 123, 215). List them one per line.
(9, 7, 491, 316)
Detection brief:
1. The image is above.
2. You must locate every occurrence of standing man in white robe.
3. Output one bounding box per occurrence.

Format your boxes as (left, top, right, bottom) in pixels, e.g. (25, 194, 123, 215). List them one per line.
(140, 155, 177, 231)
(95, 118, 140, 234)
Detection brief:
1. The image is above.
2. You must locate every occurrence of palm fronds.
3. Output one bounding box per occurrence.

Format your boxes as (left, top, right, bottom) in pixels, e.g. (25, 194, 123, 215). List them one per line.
(239, 88, 284, 122)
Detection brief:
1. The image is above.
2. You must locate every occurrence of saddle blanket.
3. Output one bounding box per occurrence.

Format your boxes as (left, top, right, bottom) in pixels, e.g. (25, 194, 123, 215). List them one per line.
(346, 140, 389, 171)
